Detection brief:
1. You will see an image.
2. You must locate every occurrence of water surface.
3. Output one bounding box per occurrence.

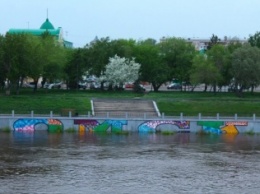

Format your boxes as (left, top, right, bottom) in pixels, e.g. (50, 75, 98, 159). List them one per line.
(0, 132, 260, 194)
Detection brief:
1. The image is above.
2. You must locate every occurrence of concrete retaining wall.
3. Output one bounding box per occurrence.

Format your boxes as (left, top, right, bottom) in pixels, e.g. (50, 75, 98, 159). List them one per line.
(0, 116, 260, 134)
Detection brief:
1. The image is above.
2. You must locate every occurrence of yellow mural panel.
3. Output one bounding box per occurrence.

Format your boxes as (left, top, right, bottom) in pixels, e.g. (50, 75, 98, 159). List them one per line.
(79, 124, 85, 133)
(221, 125, 238, 134)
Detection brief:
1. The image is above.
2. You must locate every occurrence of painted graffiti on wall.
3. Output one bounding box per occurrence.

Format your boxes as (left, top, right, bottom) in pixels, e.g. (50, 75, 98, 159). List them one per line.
(74, 119, 127, 133)
(74, 119, 190, 133)
(138, 120, 190, 133)
(13, 118, 63, 133)
(10, 118, 250, 134)
(197, 121, 248, 134)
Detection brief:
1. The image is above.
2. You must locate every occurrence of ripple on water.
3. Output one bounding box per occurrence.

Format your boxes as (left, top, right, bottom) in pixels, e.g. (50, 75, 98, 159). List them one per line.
(0, 133, 260, 194)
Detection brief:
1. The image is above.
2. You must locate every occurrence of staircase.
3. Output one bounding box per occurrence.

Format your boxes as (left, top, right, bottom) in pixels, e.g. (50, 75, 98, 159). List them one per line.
(92, 98, 160, 118)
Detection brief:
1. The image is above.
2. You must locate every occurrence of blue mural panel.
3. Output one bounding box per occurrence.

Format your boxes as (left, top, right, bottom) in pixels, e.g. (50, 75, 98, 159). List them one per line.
(13, 119, 63, 132)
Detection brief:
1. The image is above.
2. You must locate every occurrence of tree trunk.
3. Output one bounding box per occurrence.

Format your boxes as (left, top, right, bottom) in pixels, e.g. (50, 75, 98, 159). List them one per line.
(213, 84, 217, 95)
(41, 77, 47, 88)
(16, 79, 20, 95)
(250, 85, 254, 93)
(151, 83, 160, 92)
(203, 84, 208, 92)
(33, 78, 38, 93)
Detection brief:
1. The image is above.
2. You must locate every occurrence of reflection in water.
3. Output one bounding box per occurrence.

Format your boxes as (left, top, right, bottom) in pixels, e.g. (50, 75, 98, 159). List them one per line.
(1, 132, 260, 194)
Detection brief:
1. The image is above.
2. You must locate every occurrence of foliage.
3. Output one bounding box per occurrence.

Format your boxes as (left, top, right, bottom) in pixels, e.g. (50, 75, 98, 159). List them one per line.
(190, 54, 220, 91)
(206, 44, 231, 92)
(0, 35, 5, 90)
(207, 34, 221, 50)
(248, 31, 260, 48)
(64, 48, 86, 89)
(113, 130, 130, 135)
(84, 37, 114, 77)
(134, 39, 169, 92)
(2, 33, 32, 94)
(109, 39, 136, 58)
(160, 130, 176, 135)
(158, 37, 196, 88)
(245, 129, 255, 136)
(1, 126, 11, 133)
(1, 32, 260, 97)
(0, 33, 68, 94)
(231, 44, 260, 94)
(104, 55, 140, 89)
(41, 33, 67, 86)
(65, 127, 77, 133)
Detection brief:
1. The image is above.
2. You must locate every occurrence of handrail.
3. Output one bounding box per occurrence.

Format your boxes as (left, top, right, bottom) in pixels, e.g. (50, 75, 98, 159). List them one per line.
(0, 111, 258, 121)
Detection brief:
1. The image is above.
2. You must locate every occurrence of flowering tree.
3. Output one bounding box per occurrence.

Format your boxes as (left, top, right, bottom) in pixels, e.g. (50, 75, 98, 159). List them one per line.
(104, 55, 140, 88)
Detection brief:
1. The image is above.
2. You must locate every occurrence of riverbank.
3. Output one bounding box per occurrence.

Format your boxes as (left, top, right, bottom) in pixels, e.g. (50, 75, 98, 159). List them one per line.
(1, 88, 260, 117)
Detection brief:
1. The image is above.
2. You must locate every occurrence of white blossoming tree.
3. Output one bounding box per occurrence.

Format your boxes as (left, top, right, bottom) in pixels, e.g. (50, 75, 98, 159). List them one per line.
(104, 55, 141, 89)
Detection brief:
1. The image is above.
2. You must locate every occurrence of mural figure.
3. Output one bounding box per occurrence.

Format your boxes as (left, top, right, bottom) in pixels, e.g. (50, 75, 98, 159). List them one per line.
(197, 121, 248, 134)
(138, 120, 190, 133)
(74, 119, 127, 133)
(13, 118, 63, 133)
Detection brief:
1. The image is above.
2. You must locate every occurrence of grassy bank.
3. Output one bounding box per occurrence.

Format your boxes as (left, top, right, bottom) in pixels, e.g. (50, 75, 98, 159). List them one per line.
(0, 88, 260, 116)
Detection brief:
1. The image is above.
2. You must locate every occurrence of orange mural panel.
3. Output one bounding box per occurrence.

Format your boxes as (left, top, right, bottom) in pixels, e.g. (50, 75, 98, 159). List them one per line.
(222, 125, 238, 134)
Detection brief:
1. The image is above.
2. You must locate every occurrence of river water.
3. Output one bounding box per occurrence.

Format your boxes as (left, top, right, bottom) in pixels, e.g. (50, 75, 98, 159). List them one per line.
(0, 131, 260, 194)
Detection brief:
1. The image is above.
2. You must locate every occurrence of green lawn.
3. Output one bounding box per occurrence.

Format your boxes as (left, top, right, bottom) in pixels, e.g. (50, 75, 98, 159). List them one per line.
(0, 88, 260, 116)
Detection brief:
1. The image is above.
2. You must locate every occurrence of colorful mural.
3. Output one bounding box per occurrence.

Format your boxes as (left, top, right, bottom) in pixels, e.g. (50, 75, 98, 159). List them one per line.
(74, 119, 127, 133)
(8, 118, 251, 134)
(138, 120, 190, 133)
(13, 119, 63, 133)
(197, 121, 248, 134)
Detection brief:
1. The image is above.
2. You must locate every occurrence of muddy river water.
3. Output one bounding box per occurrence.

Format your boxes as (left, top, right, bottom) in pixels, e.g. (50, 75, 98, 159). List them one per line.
(0, 132, 260, 194)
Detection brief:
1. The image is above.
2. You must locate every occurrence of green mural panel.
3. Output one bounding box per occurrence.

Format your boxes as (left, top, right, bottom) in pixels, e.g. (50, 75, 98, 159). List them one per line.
(197, 121, 224, 128)
(48, 124, 63, 133)
(94, 123, 110, 132)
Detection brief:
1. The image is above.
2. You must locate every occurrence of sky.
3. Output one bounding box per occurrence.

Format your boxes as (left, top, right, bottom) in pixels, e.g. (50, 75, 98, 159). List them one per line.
(1, 0, 260, 48)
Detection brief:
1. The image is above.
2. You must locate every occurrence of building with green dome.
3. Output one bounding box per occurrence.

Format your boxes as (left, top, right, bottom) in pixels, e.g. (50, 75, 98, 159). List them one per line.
(8, 18, 73, 48)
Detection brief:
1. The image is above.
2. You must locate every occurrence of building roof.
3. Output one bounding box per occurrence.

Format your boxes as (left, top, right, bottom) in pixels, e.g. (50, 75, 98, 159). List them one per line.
(7, 17, 73, 48)
(8, 28, 60, 37)
(40, 18, 55, 30)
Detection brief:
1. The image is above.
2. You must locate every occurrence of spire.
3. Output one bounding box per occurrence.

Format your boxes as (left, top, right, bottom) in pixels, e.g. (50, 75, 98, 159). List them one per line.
(40, 19, 54, 29)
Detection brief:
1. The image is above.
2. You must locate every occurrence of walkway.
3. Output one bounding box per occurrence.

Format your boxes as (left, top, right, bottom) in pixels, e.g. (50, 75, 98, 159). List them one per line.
(92, 98, 160, 118)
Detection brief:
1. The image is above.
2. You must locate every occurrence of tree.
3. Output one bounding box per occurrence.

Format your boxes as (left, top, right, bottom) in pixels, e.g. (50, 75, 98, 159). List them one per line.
(84, 37, 136, 78)
(206, 44, 230, 93)
(231, 44, 260, 95)
(104, 55, 140, 90)
(0, 35, 5, 91)
(64, 48, 86, 89)
(84, 37, 113, 78)
(134, 39, 169, 92)
(2, 33, 33, 94)
(158, 37, 196, 89)
(40, 33, 67, 89)
(248, 31, 260, 48)
(207, 34, 221, 50)
(225, 40, 243, 88)
(190, 54, 220, 92)
(110, 38, 136, 58)
(83, 37, 138, 90)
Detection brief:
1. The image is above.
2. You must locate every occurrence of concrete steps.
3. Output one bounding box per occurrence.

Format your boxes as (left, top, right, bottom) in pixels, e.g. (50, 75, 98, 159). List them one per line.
(92, 99, 160, 118)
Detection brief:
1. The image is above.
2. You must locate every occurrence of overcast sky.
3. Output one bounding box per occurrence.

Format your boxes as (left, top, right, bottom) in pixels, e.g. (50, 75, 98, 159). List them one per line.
(1, 0, 260, 47)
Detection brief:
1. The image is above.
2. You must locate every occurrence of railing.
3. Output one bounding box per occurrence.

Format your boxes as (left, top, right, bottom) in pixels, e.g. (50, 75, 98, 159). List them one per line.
(0, 110, 259, 121)
(161, 112, 259, 121)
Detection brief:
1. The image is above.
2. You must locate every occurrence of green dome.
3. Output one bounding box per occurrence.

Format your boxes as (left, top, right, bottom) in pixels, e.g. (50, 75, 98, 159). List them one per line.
(40, 18, 55, 30)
